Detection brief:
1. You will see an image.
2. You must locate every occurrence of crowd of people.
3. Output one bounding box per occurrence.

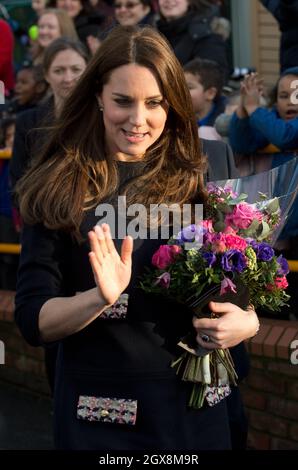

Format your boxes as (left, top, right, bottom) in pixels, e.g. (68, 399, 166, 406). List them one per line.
(0, 0, 297, 451)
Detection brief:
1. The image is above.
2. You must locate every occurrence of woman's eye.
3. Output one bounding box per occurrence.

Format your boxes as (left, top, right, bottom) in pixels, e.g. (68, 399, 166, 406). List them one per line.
(147, 100, 162, 107)
(114, 98, 131, 106)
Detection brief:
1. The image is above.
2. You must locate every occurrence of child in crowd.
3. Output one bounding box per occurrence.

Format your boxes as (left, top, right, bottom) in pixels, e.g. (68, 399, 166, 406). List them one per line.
(184, 58, 226, 140)
(229, 68, 298, 170)
(12, 65, 48, 113)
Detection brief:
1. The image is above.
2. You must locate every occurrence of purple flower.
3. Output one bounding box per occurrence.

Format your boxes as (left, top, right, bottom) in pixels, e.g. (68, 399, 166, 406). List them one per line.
(220, 277, 237, 295)
(177, 224, 203, 243)
(254, 242, 275, 262)
(277, 255, 289, 275)
(206, 183, 222, 195)
(221, 249, 247, 273)
(154, 272, 171, 289)
(202, 251, 217, 267)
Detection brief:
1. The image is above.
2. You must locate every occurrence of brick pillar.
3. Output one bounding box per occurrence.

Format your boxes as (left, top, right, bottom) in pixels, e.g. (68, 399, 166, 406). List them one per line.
(0, 290, 50, 395)
(242, 318, 298, 450)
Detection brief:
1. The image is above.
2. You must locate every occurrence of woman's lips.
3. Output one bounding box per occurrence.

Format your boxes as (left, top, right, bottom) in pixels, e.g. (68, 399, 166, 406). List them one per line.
(122, 129, 148, 143)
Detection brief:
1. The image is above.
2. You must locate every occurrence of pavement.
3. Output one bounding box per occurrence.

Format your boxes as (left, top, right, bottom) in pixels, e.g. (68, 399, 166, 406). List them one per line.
(0, 380, 54, 449)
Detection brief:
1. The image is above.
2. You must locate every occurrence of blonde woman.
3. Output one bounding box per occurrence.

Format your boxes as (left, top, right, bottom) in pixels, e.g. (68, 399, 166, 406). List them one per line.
(32, 8, 78, 64)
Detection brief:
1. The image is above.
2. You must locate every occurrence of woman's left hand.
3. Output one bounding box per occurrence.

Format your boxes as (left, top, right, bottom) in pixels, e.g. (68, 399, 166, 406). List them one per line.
(192, 301, 259, 350)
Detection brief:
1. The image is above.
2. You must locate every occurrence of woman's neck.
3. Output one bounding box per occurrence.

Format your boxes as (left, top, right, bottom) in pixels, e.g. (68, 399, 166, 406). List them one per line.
(54, 96, 64, 117)
(115, 153, 145, 162)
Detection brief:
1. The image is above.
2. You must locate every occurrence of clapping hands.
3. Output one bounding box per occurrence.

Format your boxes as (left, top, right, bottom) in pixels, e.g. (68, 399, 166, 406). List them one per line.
(236, 72, 264, 118)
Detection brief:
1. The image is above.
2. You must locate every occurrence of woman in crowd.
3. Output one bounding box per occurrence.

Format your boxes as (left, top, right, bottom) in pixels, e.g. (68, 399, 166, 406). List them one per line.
(157, 0, 229, 80)
(14, 25, 259, 450)
(114, 0, 156, 26)
(32, 8, 78, 64)
(54, 0, 112, 45)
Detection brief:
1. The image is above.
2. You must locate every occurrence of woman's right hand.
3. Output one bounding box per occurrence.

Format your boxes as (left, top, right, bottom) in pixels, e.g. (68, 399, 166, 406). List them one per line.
(88, 224, 133, 306)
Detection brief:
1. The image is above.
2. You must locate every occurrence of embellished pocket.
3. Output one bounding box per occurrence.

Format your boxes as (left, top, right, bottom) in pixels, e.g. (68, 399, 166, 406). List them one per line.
(77, 395, 137, 425)
(99, 293, 129, 320)
(205, 384, 231, 407)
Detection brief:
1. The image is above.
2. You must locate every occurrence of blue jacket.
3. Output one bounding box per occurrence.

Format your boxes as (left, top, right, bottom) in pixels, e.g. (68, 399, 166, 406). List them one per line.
(0, 160, 12, 218)
(229, 107, 298, 168)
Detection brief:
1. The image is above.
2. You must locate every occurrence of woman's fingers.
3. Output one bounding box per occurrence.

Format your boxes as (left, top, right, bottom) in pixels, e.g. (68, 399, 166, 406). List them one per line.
(94, 225, 109, 257)
(88, 251, 102, 280)
(121, 235, 133, 266)
(88, 230, 104, 264)
(101, 223, 117, 255)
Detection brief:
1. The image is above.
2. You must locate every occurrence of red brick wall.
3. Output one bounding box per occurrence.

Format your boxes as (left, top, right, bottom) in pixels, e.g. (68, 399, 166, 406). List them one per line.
(243, 318, 298, 450)
(1, 290, 298, 449)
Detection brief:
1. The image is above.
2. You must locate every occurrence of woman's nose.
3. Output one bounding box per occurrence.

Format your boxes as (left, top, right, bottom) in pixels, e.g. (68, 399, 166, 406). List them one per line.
(129, 104, 147, 127)
(63, 70, 74, 82)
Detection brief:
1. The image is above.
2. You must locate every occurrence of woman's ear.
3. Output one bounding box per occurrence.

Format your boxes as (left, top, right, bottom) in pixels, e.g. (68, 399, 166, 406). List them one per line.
(96, 94, 104, 111)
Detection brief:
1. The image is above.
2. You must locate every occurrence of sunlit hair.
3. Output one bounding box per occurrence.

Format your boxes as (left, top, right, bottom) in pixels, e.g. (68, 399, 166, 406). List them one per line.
(17, 25, 207, 240)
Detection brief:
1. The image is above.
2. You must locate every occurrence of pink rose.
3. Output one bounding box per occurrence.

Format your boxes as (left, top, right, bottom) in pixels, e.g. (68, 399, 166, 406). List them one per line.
(274, 276, 288, 289)
(266, 276, 288, 291)
(225, 234, 247, 251)
(225, 203, 263, 230)
(202, 219, 213, 232)
(152, 245, 182, 269)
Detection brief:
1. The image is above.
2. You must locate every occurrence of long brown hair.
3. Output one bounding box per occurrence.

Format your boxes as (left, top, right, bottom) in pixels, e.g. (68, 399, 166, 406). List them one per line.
(17, 25, 207, 239)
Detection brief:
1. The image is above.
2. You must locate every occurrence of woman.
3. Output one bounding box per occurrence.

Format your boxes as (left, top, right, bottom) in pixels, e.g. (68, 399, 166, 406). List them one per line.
(32, 8, 78, 64)
(54, 0, 111, 44)
(114, 0, 155, 26)
(15, 26, 258, 450)
(157, 0, 229, 80)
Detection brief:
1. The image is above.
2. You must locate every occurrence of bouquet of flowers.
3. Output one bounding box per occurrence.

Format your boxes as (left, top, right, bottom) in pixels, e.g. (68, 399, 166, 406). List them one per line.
(140, 183, 290, 409)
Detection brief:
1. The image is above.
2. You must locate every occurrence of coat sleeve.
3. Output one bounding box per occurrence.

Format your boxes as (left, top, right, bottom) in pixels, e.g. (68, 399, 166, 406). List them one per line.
(15, 223, 67, 346)
(9, 111, 35, 194)
(229, 112, 269, 154)
(201, 138, 239, 180)
(249, 107, 298, 149)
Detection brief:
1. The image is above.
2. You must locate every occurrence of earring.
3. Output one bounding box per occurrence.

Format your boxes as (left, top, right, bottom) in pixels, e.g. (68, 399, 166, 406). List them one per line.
(98, 103, 104, 111)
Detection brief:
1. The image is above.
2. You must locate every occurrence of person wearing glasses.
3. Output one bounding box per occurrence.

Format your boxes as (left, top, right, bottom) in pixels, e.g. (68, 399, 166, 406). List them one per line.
(14, 26, 259, 450)
(114, 0, 156, 26)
